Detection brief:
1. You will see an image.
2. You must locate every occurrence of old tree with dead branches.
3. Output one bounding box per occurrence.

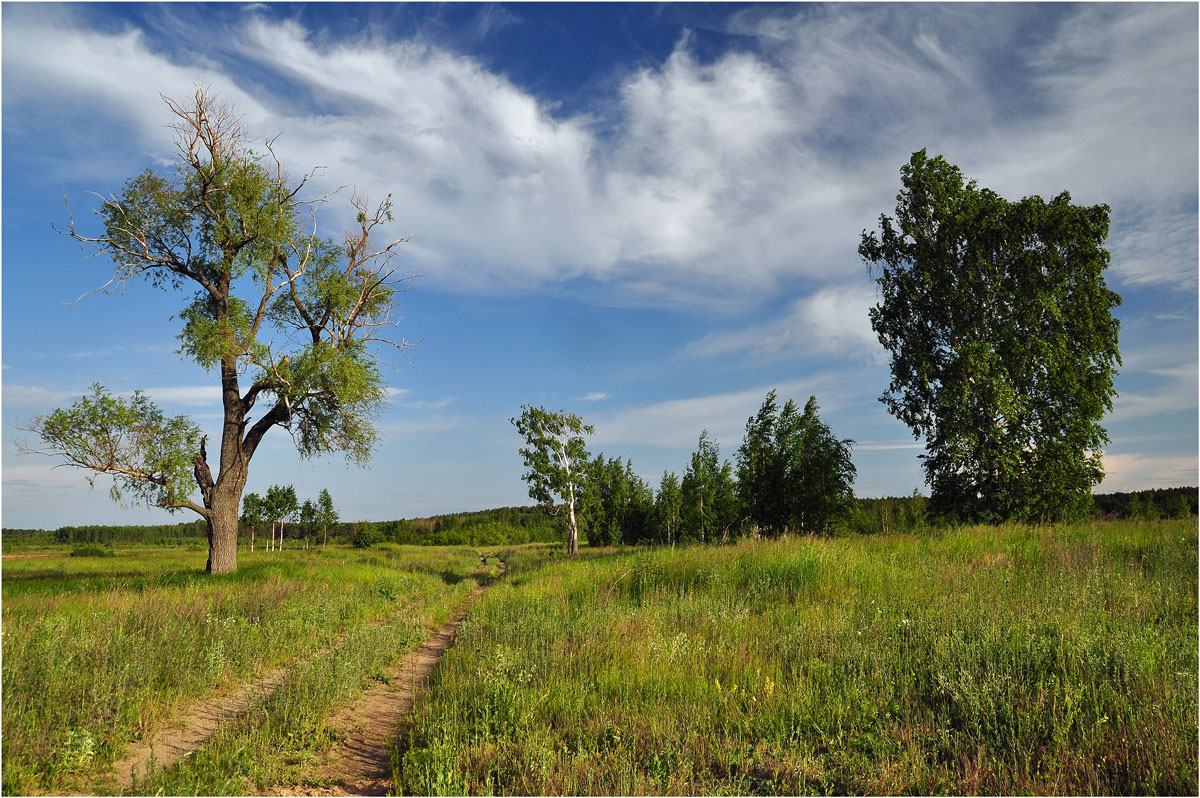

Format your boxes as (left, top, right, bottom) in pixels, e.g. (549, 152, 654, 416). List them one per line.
(26, 89, 417, 573)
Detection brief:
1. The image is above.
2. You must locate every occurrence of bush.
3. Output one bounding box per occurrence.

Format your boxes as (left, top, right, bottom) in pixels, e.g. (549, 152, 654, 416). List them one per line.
(351, 522, 383, 549)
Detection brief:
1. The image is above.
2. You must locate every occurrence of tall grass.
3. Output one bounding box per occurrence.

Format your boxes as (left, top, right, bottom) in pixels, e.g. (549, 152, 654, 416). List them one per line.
(399, 520, 1198, 795)
(1, 544, 488, 795)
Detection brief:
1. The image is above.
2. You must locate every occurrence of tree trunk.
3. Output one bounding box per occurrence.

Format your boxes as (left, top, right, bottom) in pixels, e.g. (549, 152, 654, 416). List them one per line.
(206, 490, 240, 574)
(567, 483, 579, 556)
(251, 527, 255, 553)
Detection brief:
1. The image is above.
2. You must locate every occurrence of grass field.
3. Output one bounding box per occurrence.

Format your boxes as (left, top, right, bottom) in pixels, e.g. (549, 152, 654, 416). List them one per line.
(399, 520, 1198, 795)
(2, 522, 1196, 795)
(1, 544, 494, 795)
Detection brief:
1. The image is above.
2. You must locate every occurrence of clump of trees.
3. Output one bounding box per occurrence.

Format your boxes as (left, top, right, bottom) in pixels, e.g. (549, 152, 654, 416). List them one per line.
(860, 150, 1121, 524)
(736, 392, 857, 538)
(241, 486, 337, 551)
(512, 391, 858, 550)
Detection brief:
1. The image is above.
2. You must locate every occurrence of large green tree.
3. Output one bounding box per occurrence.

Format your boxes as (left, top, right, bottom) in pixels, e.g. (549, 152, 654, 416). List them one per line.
(511, 405, 594, 555)
(25, 89, 416, 573)
(653, 471, 683, 547)
(736, 391, 857, 537)
(680, 430, 738, 544)
(859, 150, 1121, 523)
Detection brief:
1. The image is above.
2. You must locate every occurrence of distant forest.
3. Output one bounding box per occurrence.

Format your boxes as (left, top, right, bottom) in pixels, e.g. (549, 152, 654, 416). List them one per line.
(3, 488, 1194, 550)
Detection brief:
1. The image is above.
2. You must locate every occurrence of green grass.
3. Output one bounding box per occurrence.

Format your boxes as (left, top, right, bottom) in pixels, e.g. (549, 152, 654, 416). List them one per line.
(399, 520, 1198, 795)
(1, 544, 492, 795)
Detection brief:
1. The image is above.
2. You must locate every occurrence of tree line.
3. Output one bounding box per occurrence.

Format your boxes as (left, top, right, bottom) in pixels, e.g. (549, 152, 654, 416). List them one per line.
(2, 487, 1190, 553)
(513, 390, 859, 550)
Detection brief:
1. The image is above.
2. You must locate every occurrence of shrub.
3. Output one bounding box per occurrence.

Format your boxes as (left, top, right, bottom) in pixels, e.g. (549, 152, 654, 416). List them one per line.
(351, 522, 383, 549)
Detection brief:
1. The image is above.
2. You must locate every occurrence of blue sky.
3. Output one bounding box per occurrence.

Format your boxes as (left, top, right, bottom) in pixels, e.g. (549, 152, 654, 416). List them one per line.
(2, 2, 1197, 529)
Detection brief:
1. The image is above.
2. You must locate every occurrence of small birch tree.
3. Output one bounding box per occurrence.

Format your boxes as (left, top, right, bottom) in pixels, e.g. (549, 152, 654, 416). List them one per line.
(511, 405, 593, 555)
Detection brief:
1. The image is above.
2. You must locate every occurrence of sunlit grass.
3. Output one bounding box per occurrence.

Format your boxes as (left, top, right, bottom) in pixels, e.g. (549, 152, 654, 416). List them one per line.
(1, 544, 486, 795)
(400, 520, 1198, 795)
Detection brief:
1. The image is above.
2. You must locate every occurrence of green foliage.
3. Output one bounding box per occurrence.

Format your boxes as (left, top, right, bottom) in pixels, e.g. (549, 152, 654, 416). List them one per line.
(580, 455, 655, 546)
(510, 406, 594, 510)
(264, 485, 299, 530)
(29, 385, 202, 512)
(511, 405, 594, 552)
(352, 521, 384, 549)
(240, 492, 268, 533)
(737, 391, 857, 536)
(653, 471, 683, 547)
(680, 431, 739, 544)
(860, 150, 1121, 524)
(316, 488, 339, 543)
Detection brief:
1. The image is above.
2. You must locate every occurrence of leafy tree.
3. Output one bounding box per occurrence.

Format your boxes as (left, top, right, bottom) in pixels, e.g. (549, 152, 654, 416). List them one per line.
(352, 521, 383, 548)
(654, 471, 683, 547)
(860, 150, 1121, 523)
(316, 488, 339, 547)
(298, 499, 318, 549)
(265, 484, 298, 552)
(622, 461, 656, 545)
(1170, 493, 1193, 520)
(736, 390, 785, 536)
(240, 491, 267, 553)
(22, 88, 416, 573)
(736, 392, 856, 536)
(789, 396, 857, 535)
(580, 455, 653, 547)
(680, 431, 737, 544)
(511, 405, 593, 555)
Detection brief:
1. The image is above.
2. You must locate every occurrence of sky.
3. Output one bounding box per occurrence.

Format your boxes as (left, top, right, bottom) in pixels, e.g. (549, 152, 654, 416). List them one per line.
(2, 1, 1197, 529)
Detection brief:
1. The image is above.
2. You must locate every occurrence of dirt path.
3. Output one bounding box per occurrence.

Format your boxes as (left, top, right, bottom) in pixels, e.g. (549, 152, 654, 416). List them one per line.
(107, 664, 294, 791)
(282, 578, 492, 796)
(102, 565, 500, 794)
(104, 596, 418, 791)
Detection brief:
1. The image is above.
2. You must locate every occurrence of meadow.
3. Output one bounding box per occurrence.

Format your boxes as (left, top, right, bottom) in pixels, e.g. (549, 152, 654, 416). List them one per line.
(400, 520, 1198, 795)
(1, 520, 1195, 796)
(1, 544, 496, 795)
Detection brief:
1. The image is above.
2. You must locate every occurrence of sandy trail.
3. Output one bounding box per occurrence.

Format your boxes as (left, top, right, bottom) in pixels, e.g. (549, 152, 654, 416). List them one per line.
(101, 565, 499, 794)
(286, 580, 491, 796)
(107, 663, 294, 790)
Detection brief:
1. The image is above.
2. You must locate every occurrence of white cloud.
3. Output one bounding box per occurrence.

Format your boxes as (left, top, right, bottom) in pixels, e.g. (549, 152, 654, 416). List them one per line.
(575, 392, 610, 402)
(4, 3, 1193, 308)
(398, 396, 456, 410)
(683, 281, 884, 363)
(133, 386, 222, 406)
(1, 384, 79, 408)
(1101, 451, 1199, 492)
(592, 374, 857, 450)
